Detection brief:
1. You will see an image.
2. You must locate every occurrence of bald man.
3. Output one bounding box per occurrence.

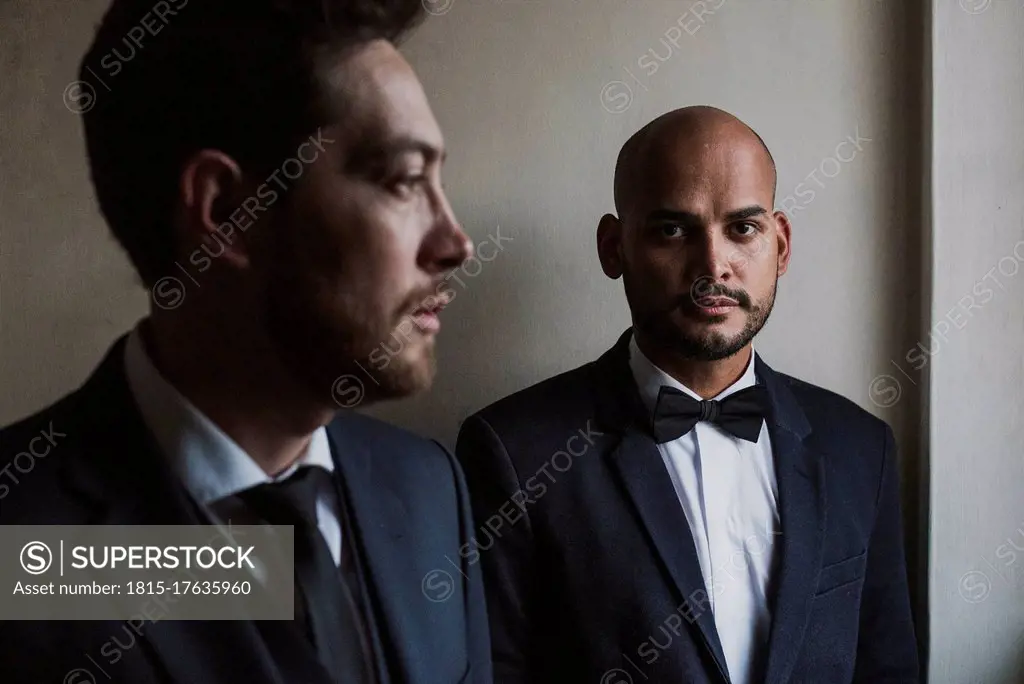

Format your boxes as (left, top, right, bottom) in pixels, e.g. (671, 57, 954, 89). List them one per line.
(454, 106, 919, 684)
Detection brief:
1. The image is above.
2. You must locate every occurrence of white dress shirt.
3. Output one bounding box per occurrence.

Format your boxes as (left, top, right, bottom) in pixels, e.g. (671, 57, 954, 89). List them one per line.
(122, 322, 343, 566)
(628, 334, 779, 684)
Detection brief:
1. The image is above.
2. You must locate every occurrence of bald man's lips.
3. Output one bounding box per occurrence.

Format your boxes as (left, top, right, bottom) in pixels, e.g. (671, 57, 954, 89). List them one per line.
(693, 296, 739, 317)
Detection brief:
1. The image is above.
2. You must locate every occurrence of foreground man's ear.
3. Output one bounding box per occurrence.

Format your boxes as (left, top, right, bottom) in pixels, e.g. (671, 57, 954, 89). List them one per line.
(179, 149, 251, 272)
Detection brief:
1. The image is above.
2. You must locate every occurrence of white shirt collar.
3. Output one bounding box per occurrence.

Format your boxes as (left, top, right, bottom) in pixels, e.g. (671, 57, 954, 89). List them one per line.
(122, 321, 334, 506)
(628, 330, 758, 413)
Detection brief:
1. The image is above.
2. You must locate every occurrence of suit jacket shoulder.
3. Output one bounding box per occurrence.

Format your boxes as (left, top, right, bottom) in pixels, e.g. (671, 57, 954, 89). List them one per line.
(774, 369, 892, 440)
(465, 342, 899, 506)
(769, 368, 897, 500)
(329, 408, 467, 500)
(0, 382, 89, 523)
(465, 358, 610, 469)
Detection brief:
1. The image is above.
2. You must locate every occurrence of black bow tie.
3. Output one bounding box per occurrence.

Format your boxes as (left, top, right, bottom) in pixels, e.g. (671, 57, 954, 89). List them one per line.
(651, 384, 769, 444)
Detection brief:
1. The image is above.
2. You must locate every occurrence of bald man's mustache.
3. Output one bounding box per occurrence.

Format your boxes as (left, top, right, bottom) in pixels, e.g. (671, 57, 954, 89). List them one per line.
(682, 280, 752, 309)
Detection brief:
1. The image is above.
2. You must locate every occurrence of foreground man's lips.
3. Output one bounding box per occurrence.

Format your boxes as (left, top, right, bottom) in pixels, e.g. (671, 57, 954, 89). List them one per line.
(411, 306, 442, 333)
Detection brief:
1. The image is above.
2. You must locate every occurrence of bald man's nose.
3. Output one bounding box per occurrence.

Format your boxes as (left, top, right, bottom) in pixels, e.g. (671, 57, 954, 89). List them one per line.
(689, 230, 734, 281)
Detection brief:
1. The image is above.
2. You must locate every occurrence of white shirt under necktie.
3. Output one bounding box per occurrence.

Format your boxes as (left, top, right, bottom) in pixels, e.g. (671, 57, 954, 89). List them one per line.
(628, 333, 779, 684)
(121, 321, 343, 567)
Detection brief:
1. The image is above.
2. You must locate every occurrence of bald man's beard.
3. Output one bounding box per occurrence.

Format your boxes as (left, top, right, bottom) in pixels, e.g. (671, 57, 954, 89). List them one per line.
(625, 273, 778, 362)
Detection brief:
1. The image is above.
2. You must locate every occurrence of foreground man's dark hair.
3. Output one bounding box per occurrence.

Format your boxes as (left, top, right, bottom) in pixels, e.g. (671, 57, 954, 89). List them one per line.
(79, 0, 427, 286)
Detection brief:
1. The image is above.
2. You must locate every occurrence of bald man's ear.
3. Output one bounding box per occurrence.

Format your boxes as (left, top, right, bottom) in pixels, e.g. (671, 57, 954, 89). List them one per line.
(597, 213, 624, 279)
(772, 210, 793, 276)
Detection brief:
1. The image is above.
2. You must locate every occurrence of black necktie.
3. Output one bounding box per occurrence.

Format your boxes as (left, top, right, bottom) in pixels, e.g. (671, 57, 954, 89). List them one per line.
(238, 466, 375, 684)
(651, 384, 769, 444)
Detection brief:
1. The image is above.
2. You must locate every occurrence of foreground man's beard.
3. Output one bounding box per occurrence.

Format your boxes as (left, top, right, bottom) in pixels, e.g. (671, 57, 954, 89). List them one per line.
(262, 282, 438, 408)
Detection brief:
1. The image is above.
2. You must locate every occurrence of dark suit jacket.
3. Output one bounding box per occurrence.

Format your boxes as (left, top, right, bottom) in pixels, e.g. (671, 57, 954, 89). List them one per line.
(0, 335, 491, 684)
(455, 328, 919, 684)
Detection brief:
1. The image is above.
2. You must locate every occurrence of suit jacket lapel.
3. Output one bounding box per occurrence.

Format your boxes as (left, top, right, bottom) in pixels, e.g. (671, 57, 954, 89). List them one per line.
(755, 354, 827, 684)
(606, 430, 732, 682)
(596, 329, 732, 683)
(327, 415, 412, 684)
(60, 336, 331, 684)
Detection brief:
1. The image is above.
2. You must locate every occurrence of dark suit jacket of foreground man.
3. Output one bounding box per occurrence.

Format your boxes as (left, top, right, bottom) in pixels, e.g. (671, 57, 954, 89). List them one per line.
(0, 336, 491, 684)
(455, 328, 919, 684)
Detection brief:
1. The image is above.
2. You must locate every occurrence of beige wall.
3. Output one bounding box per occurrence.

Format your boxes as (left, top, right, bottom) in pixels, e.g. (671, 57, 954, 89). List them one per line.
(1, 0, 151, 421)
(3, 0, 1018, 680)
(927, 0, 1024, 682)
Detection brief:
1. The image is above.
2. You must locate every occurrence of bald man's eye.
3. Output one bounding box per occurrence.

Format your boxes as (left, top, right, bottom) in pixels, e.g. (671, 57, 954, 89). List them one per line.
(732, 222, 759, 238)
(658, 224, 685, 239)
